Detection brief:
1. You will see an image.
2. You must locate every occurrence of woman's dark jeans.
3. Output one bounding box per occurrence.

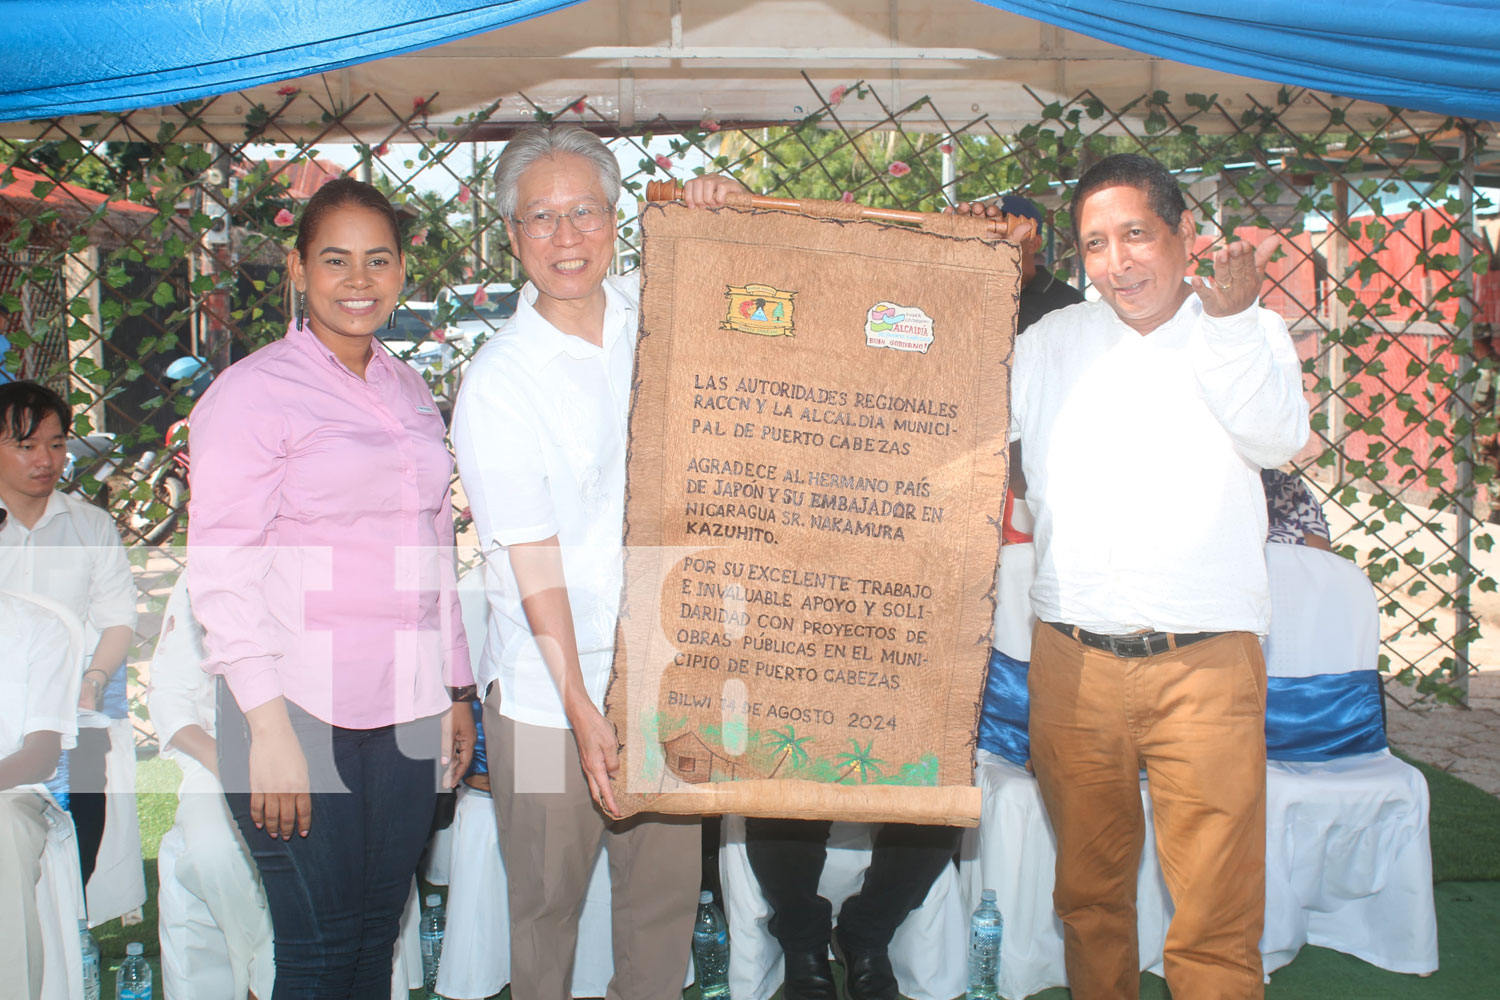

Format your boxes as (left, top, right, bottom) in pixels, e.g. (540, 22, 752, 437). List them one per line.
(218, 681, 439, 999)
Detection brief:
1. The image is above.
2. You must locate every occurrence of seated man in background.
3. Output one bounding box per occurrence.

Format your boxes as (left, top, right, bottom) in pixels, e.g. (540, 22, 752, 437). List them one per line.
(147, 571, 275, 1000)
(0, 380, 139, 894)
(0, 590, 79, 1000)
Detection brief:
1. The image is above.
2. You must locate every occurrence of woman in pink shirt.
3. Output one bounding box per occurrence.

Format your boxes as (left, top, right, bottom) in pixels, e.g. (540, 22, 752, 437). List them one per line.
(187, 178, 475, 998)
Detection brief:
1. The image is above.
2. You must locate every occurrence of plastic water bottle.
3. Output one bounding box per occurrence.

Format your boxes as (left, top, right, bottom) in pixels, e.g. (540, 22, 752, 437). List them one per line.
(967, 888, 1002, 999)
(116, 941, 152, 1000)
(420, 893, 445, 996)
(692, 890, 731, 999)
(79, 920, 101, 1000)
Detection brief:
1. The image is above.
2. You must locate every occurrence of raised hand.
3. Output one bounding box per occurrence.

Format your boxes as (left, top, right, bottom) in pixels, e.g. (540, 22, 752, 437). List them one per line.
(1191, 234, 1282, 317)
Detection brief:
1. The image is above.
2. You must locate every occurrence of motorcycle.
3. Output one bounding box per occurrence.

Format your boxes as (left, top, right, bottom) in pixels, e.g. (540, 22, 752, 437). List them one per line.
(116, 355, 212, 545)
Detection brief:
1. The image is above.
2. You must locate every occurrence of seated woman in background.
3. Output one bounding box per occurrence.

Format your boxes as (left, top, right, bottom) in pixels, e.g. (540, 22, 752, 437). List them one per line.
(1263, 467, 1333, 550)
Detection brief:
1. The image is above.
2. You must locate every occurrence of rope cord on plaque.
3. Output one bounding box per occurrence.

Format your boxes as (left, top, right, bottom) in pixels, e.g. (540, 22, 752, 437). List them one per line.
(605, 181, 1030, 826)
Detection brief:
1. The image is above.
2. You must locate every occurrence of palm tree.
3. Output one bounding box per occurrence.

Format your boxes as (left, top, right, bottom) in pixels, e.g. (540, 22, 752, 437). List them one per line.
(762, 725, 813, 778)
(833, 738, 886, 784)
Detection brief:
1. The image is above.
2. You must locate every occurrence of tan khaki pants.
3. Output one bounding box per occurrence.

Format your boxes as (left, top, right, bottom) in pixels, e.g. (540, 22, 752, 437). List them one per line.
(0, 790, 50, 1000)
(1028, 624, 1267, 1000)
(484, 705, 701, 1000)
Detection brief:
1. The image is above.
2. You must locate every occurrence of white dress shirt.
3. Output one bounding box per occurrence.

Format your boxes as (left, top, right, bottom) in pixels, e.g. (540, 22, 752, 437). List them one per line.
(145, 572, 215, 761)
(0, 491, 138, 664)
(452, 275, 638, 728)
(0, 591, 80, 791)
(1010, 293, 1309, 636)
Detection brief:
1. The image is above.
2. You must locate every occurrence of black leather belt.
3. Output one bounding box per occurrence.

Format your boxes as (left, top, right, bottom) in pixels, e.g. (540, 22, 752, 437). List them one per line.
(1045, 621, 1221, 659)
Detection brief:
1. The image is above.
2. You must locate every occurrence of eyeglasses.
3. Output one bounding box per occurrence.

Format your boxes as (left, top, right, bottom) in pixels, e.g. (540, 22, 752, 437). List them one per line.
(514, 203, 613, 240)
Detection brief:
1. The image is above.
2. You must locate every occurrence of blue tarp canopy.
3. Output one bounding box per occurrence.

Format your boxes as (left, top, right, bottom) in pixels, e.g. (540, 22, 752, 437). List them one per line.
(1, 0, 1497, 124)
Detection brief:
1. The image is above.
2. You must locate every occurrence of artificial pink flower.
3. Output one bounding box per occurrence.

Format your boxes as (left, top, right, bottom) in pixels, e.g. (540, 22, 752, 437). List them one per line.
(829, 85, 848, 107)
(413, 96, 428, 111)
(572, 99, 587, 113)
(654, 154, 673, 171)
(473, 285, 489, 307)
(463, 266, 474, 279)
(700, 118, 720, 133)
(939, 143, 954, 154)
(840, 191, 855, 203)
(276, 85, 299, 98)
(887, 160, 911, 178)
(430, 327, 446, 343)
(411, 227, 428, 247)
(273, 208, 294, 227)
(375, 142, 389, 156)
(458, 184, 472, 204)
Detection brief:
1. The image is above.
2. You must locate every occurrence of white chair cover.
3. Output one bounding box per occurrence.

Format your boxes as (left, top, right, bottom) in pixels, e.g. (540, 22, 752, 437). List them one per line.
(157, 825, 239, 1000)
(720, 815, 968, 1000)
(1260, 543, 1438, 975)
(422, 566, 491, 891)
(392, 879, 424, 997)
(958, 752, 1173, 999)
(990, 503, 1037, 661)
(421, 821, 455, 887)
(10, 592, 86, 1000)
(84, 716, 147, 926)
(37, 795, 85, 1000)
(434, 787, 511, 998)
(433, 785, 631, 999)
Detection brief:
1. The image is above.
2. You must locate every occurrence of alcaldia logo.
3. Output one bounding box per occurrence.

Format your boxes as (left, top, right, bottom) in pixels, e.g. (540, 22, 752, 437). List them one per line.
(864, 302, 935, 353)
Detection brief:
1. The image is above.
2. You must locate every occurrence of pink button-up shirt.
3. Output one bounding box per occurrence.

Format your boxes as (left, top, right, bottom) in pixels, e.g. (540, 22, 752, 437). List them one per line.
(187, 322, 472, 729)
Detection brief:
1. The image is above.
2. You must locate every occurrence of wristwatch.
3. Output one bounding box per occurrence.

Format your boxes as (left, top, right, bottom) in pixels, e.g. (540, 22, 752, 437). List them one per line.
(446, 684, 479, 704)
(82, 670, 107, 701)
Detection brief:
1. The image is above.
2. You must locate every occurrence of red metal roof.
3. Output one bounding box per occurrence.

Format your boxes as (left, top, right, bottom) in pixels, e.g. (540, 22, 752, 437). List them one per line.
(0, 166, 154, 215)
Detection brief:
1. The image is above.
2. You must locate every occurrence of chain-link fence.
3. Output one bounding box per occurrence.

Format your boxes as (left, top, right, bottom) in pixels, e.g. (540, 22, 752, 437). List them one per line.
(3, 77, 1494, 747)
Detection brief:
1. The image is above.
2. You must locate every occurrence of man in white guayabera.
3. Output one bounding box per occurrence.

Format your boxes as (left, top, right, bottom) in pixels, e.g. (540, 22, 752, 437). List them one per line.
(1011, 153, 1308, 999)
(451, 123, 739, 1000)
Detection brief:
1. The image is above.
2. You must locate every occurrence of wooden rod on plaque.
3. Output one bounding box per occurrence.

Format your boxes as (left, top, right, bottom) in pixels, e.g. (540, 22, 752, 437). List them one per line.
(644, 179, 1034, 243)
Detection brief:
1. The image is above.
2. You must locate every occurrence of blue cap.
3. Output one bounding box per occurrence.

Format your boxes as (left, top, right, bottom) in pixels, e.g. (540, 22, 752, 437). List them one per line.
(998, 195, 1043, 224)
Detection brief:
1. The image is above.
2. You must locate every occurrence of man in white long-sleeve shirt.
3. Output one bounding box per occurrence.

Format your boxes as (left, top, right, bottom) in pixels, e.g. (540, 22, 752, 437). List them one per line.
(1011, 154, 1309, 1000)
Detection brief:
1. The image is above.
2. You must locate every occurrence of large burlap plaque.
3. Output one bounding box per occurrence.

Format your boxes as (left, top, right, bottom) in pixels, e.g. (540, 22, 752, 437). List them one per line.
(608, 204, 1019, 825)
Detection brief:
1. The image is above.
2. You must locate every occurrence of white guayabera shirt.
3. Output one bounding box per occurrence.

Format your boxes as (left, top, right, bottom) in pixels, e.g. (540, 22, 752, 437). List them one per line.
(1010, 292, 1309, 636)
(452, 274, 638, 728)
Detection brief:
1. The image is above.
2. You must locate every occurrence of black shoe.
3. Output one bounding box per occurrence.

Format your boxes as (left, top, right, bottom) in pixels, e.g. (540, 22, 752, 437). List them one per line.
(781, 943, 839, 1000)
(839, 944, 898, 1000)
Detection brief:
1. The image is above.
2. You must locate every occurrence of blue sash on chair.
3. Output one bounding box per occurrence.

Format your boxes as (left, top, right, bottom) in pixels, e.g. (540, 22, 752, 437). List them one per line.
(978, 647, 1031, 767)
(1265, 669, 1386, 761)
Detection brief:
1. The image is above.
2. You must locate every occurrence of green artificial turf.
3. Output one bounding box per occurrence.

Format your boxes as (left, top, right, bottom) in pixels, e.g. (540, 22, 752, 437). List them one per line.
(1400, 751, 1500, 882)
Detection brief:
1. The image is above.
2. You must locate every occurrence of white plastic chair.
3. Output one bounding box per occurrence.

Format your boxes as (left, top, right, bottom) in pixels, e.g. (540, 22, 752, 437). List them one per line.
(720, 815, 968, 1000)
(1260, 543, 1438, 975)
